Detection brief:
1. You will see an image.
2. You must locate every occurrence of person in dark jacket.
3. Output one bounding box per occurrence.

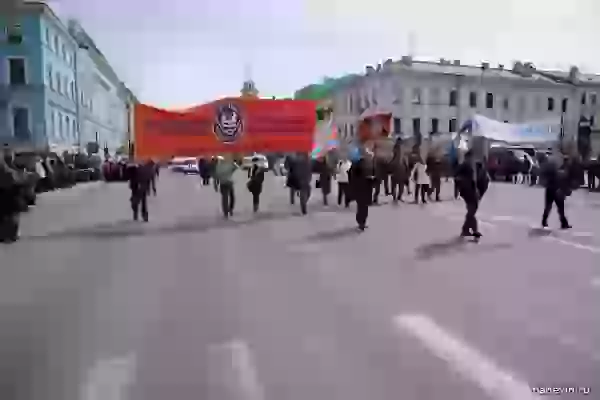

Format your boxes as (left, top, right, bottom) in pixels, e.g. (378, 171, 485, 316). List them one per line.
(455, 151, 483, 238)
(247, 157, 266, 212)
(372, 158, 391, 204)
(349, 155, 375, 231)
(147, 160, 158, 196)
(285, 154, 299, 205)
(0, 155, 21, 243)
(293, 152, 312, 215)
(317, 155, 333, 205)
(198, 157, 210, 185)
(126, 162, 151, 222)
(427, 155, 443, 202)
(540, 156, 571, 229)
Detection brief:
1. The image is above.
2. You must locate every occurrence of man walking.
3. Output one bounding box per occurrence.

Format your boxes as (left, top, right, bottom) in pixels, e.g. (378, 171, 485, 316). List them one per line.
(215, 155, 239, 218)
(455, 151, 483, 238)
(540, 155, 572, 229)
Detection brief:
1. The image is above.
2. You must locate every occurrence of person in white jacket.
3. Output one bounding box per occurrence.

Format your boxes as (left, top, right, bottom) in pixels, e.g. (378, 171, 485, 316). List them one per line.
(336, 159, 352, 207)
(411, 157, 430, 204)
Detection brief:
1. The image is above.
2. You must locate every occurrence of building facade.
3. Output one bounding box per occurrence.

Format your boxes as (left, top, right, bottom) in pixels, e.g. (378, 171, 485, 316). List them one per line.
(327, 56, 600, 153)
(0, 2, 133, 154)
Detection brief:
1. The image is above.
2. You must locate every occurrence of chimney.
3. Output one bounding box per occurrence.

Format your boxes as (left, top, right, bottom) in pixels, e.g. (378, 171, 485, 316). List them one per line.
(401, 55, 413, 66)
(481, 62, 490, 70)
(453, 60, 460, 66)
(439, 58, 446, 64)
(365, 65, 376, 75)
(569, 66, 580, 83)
(498, 64, 504, 70)
(512, 61, 523, 73)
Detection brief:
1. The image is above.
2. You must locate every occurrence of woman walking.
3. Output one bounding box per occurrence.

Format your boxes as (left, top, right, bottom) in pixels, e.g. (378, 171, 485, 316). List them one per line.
(247, 156, 266, 212)
(411, 156, 430, 204)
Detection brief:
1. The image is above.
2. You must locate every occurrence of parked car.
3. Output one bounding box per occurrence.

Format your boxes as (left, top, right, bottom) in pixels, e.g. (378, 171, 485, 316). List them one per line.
(168, 157, 199, 174)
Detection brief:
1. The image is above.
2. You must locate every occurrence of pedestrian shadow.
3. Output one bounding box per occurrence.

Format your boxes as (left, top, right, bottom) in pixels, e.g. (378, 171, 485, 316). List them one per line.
(415, 236, 513, 261)
(303, 226, 361, 243)
(527, 227, 553, 238)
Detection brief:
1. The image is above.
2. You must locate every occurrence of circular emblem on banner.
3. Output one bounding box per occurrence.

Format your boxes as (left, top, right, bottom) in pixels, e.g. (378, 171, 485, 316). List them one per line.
(214, 103, 243, 143)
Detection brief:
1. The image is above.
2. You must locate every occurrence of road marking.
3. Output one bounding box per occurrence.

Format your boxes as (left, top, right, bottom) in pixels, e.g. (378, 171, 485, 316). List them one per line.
(491, 215, 517, 222)
(80, 353, 136, 400)
(209, 340, 265, 400)
(543, 236, 600, 254)
(571, 231, 594, 238)
(394, 314, 536, 400)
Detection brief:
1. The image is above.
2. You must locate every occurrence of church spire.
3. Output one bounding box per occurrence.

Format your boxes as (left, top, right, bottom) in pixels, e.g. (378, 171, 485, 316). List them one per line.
(241, 62, 259, 98)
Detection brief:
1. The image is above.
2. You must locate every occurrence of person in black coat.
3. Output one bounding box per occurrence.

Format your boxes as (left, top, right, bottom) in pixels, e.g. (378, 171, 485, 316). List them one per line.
(349, 156, 375, 231)
(455, 151, 484, 238)
(247, 157, 266, 212)
(126, 162, 151, 222)
(540, 156, 571, 229)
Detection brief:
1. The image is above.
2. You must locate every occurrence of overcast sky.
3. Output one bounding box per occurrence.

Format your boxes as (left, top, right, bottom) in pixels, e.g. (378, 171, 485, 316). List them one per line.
(49, 0, 600, 109)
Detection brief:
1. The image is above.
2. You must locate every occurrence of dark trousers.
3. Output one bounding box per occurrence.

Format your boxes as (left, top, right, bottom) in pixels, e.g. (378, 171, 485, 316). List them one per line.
(462, 198, 479, 235)
(0, 213, 19, 242)
(430, 177, 441, 201)
(542, 188, 569, 227)
(213, 177, 219, 192)
(588, 170, 596, 190)
(252, 191, 261, 212)
(373, 175, 390, 202)
(454, 180, 460, 199)
(202, 176, 210, 185)
(299, 186, 311, 215)
(338, 182, 350, 207)
(220, 181, 235, 217)
(391, 178, 405, 201)
(356, 199, 369, 228)
(414, 184, 429, 203)
(150, 177, 157, 196)
(289, 187, 297, 205)
(131, 190, 148, 221)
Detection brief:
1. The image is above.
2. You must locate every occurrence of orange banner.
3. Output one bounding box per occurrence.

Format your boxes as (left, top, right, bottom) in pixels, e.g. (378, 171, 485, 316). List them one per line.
(134, 98, 317, 160)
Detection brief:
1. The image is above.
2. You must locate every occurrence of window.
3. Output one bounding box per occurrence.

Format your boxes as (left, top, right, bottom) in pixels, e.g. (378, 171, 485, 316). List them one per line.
(7, 24, 23, 45)
(486, 92, 494, 109)
(55, 72, 61, 93)
(561, 98, 568, 113)
(62, 44, 67, 61)
(45, 28, 50, 45)
(8, 58, 26, 85)
(12, 106, 30, 140)
(350, 125, 355, 137)
(591, 93, 597, 105)
(449, 118, 457, 133)
(502, 97, 509, 110)
(72, 119, 77, 140)
(449, 89, 458, 107)
(504, 120, 509, 123)
(46, 64, 53, 88)
(469, 91, 477, 108)
(54, 35, 59, 52)
(429, 88, 440, 105)
(547, 97, 555, 111)
(69, 81, 75, 99)
(431, 118, 439, 134)
(66, 116, 70, 138)
(49, 111, 56, 137)
(393, 117, 401, 134)
(412, 118, 421, 135)
(581, 93, 587, 105)
(58, 112, 63, 138)
(518, 96, 526, 113)
(412, 88, 422, 104)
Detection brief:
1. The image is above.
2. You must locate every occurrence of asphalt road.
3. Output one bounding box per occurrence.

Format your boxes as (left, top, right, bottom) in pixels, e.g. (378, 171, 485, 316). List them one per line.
(0, 172, 599, 400)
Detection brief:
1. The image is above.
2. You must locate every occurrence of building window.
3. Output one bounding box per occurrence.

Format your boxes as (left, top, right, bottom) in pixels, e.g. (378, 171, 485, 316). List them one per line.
(591, 93, 597, 106)
(55, 73, 62, 93)
(412, 118, 421, 135)
(429, 88, 440, 105)
(6, 24, 23, 45)
(431, 118, 439, 134)
(502, 97, 509, 110)
(547, 97, 555, 111)
(66, 116, 70, 138)
(46, 65, 53, 88)
(350, 125, 354, 137)
(449, 118, 457, 133)
(45, 28, 50, 45)
(504, 120, 509, 123)
(486, 92, 494, 109)
(469, 91, 477, 108)
(561, 98, 568, 113)
(412, 88, 422, 105)
(49, 110, 55, 137)
(449, 89, 458, 107)
(8, 58, 27, 85)
(69, 81, 75, 99)
(581, 92, 587, 105)
(54, 35, 59, 52)
(518, 96, 526, 113)
(393, 117, 401, 134)
(12, 106, 30, 140)
(73, 119, 77, 140)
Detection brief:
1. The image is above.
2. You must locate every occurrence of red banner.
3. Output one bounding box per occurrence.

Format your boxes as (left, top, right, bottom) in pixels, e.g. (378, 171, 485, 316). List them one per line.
(134, 98, 317, 160)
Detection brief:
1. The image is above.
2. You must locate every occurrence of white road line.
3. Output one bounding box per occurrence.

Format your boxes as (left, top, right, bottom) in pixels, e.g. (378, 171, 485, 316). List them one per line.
(394, 314, 537, 400)
(209, 340, 265, 400)
(80, 353, 137, 400)
(543, 236, 600, 254)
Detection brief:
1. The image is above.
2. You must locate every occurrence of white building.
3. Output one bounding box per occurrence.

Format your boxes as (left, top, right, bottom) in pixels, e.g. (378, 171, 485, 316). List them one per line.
(330, 56, 600, 151)
(68, 20, 130, 154)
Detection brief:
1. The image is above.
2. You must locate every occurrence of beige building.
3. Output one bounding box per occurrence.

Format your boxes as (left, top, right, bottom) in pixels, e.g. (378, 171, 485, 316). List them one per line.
(329, 56, 600, 152)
